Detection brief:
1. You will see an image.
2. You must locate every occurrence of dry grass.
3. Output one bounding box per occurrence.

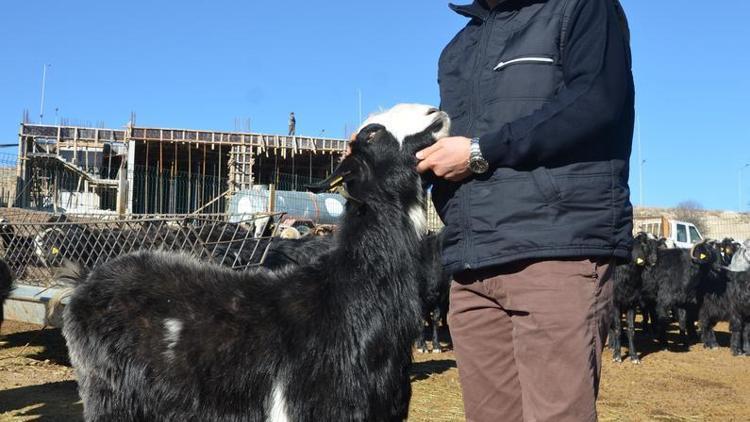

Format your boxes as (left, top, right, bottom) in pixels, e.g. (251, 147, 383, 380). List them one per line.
(2, 320, 750, 421)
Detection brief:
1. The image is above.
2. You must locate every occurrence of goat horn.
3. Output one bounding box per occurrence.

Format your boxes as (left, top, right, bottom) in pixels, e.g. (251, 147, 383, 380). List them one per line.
(690, 242, 701, 260)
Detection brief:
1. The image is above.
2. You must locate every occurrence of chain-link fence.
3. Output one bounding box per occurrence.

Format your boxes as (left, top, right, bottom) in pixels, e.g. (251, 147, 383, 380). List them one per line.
(0, 209, 284, 287)
(426, 192, 444, 231)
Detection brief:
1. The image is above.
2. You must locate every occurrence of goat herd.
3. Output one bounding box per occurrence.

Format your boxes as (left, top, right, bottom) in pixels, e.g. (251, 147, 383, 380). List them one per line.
(610, 233, 750, 363)
(0, 103, 747, 421)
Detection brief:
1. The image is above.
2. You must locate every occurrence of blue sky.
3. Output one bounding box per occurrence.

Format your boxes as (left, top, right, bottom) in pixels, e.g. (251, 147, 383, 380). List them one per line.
(1, 0, 749, 211)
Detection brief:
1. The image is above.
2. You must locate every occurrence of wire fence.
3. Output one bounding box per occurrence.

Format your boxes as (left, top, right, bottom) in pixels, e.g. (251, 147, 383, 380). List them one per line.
(0, 210, 284, 287)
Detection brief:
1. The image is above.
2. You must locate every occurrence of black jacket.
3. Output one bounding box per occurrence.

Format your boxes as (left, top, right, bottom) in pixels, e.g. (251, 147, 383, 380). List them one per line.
(434, 0, 634, 275)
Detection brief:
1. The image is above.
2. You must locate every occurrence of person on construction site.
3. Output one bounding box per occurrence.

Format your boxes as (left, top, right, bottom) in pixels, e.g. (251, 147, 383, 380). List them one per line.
(288, 112, 296, 136)
(415, 0, 634, 420)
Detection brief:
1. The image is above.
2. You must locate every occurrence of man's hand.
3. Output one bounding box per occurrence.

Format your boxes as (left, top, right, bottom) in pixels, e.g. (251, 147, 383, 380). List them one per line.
(416, 136, 473, 182)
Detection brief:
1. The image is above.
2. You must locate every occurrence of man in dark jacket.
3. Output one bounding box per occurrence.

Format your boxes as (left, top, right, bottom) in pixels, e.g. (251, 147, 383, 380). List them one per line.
(416, 0, 634, 420)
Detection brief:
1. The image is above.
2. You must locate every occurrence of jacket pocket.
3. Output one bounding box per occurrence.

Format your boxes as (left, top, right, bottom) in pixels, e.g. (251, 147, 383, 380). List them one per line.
(493, 55, 555, 71)
(529, 167, 562, 203)
(484, 54, 562, 103)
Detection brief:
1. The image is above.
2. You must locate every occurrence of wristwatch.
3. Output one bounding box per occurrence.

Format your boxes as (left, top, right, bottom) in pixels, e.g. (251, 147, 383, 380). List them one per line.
(468, 137, 489, 174)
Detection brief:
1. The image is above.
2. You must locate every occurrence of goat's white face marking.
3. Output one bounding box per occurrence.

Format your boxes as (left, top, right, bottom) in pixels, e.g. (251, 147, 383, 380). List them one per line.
(163, 318, 182, 360)
(268, 382, 289, 422)
(359, 103, 451, 148)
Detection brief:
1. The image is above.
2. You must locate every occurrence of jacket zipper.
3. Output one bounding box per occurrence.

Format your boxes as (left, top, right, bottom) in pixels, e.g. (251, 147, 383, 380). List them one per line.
(493, 56, 554, 71)
(463, 11, 495, 270)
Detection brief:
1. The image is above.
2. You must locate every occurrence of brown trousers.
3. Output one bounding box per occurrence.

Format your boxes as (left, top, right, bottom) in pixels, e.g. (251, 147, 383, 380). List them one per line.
(448, 258, 614, 422)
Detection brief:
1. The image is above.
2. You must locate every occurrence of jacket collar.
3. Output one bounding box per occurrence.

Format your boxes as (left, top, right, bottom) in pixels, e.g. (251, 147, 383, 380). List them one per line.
(449, 1, 489, 20)
(449, 1, 506, 21)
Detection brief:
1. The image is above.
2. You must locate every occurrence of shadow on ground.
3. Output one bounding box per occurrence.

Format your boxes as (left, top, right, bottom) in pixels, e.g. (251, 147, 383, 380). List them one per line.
(0, 381, 82, 421)
(410, 359, 457, 382)
(2, 327, 70, 366)
(611, 321, 733, 361)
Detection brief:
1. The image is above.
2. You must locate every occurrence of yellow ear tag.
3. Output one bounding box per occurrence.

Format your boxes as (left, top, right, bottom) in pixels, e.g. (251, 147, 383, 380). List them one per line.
(51, 247, 60, 255)
(329, 176, 344, 188)
(636, 257, 645, 265)
(699, 253, 707, 260)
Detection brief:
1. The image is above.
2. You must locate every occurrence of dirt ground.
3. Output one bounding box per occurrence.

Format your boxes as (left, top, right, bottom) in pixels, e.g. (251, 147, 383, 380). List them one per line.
(1, 320, 749, 421)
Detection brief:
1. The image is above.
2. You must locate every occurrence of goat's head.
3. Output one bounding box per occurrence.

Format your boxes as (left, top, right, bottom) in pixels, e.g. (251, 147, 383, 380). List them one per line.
(633, 232, 652, 267)
(718, 237, 739, 266)
(358, 104, 451, 156)
(0, 217, 14, 244)
(310, 104, 450, 203)
(690, 240, 719, 268)
(308, 104, 449, 238)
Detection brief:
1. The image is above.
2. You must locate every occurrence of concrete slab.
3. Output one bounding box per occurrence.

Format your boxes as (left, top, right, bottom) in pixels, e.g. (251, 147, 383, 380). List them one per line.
(3, 284, 71, 327)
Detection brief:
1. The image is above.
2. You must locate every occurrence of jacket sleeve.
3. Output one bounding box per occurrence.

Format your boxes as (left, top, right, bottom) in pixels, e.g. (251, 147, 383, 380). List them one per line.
(478, 0, 632, 168)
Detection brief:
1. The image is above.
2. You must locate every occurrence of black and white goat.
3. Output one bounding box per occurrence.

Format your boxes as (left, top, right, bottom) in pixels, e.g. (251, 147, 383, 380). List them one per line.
(610, 233, 652, 363)
(62, 104, 451, 421)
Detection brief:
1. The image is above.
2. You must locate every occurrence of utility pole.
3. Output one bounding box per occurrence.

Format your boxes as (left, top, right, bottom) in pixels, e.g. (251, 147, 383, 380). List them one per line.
(358, 89, 363, 125)
(740, 163, 750, 212)
(636, 112, 644, 207)
(39, 64, 51, 123)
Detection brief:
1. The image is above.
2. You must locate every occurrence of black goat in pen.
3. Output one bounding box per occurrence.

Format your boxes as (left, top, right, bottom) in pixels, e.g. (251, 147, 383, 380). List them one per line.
(415, 231, 451, 354)
(641, 240, 716, 349)
(609, 232, 652, 363)
(0, 258, 12, 337)
(62, 104, 451, 421)
(694, 239, 736, 350)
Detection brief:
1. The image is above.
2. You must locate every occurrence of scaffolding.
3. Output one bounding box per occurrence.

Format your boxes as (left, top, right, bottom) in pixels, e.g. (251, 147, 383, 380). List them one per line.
(15, 122, 348, 216)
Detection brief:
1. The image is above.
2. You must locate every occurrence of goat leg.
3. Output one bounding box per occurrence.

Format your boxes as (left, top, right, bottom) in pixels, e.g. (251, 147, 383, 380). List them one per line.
(642, 305, 657, 337)
(431, 307, 442, 353)
(656, 306, 670, 349)
(700, 310, 719, 350)
(611, 309, 622, 362)
(416, 319, 428, 354)
(626, 308, 640, 363)
(729, 317, 743, 356)
(743, 322, 750, 356)
(677, 307, 691, 349)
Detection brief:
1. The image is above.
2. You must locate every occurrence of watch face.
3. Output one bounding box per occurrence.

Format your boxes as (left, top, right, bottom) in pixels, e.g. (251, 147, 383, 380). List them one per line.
(470, 158, 489, 174)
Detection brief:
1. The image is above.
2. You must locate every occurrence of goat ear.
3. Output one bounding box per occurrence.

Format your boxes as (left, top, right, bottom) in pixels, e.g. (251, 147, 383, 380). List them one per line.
(402, 119, 444, 155)
(356, 124, 386, 144)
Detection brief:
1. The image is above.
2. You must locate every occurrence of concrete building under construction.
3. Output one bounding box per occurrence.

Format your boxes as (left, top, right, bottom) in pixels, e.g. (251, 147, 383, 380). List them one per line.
(13, 121, 348, 216)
